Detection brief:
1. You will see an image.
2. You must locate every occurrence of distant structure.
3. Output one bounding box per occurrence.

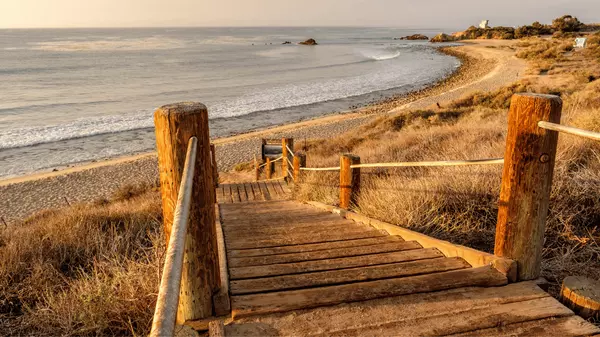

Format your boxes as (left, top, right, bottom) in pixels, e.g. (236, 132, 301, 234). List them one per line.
(479, 20, 490, 29)
(574, 38, 587, 48)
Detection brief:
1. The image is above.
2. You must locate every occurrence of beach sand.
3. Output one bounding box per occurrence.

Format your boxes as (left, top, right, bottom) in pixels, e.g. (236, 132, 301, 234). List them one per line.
(0, 40, 525, 224)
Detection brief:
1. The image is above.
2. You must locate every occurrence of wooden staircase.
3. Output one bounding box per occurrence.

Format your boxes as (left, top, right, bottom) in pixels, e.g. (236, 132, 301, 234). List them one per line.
(213, 185, 600, 336)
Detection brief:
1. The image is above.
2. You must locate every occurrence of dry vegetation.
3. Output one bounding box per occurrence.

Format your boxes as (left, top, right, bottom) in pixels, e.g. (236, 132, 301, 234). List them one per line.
(0, 184, 162, 336)
(295, 38, 600, 299)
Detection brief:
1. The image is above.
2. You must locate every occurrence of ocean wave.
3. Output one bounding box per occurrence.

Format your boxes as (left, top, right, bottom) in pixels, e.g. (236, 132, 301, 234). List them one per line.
(0, 111, 154, 149)
(359, 47, 404, 61)
(30, 36, 185, 52)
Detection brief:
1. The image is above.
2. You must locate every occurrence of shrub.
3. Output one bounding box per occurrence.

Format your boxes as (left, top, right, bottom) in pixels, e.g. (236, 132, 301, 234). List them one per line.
(552, 15, 583, 33)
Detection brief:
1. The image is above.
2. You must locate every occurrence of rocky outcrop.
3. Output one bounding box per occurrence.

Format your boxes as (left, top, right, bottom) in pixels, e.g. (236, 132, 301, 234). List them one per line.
(282, 41, 292, 45)
(395, 34, 429, 41)
(430, 33, 458, 43)
(299, 38, 318, 45)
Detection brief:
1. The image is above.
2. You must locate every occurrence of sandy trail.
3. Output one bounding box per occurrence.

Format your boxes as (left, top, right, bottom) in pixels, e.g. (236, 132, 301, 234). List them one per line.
(0, 40, 527, 224)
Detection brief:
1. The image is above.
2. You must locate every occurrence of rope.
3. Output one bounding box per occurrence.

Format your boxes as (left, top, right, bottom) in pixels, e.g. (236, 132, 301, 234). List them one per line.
(300, 167, 341, 171)
(286, 145, 295, 157)
(286, 157, 294, 167)
(287, 169, 295, 180)
(538, 121, 600, 141)
(350, 158, 504, 169)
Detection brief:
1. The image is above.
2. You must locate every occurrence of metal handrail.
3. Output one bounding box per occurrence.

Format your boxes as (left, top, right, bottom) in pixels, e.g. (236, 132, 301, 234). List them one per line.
(350, 158, 504, 169)
(150, 137, 198, 337)
(538, 121, 600, 141)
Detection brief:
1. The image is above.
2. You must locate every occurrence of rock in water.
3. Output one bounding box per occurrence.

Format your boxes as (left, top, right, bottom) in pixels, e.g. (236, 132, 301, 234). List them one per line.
(282, 41, 292, 45)
(299, 38, 318, 45)
(430, 33, 457, 43)
(396, 34, 429, 40)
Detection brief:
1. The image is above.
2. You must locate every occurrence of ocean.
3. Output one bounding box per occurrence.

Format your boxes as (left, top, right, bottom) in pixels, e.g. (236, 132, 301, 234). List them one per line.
(0, 27, 459, 179)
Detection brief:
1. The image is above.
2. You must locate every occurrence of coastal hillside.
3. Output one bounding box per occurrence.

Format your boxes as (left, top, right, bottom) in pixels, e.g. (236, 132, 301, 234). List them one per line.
(2, 32, 600, 337)
(295, 35, 600, 296)
(431, 14, 600, 42)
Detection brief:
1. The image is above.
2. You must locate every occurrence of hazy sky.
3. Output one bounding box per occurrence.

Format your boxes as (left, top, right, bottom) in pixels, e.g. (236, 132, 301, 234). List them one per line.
(1, 0, 599, 29)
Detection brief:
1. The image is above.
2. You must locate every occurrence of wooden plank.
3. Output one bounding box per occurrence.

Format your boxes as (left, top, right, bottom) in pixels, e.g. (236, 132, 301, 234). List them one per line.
(227, 184, 234, 204)
(229, 248, 443, 279)
(275, 180, 287, 195)
(238, 184, 248, 202)
(279, 180, 292, 194)
(225, 229, 387, 250)
(225, 282, 550, 336)
(250, 182, 263, 201)
(259, 182, 271, 201)
(224, 222, 370, 240)
(322, 297, 575, 336)
(244, 183, 256, 201)
(265, 181, 279, 198)
(449, 315, 600, 337)
(221, 213, 346, 228)
(231, 257, 470, 295)
(228, 236, 404, 258)
(232, 184, 242, 203)
(231, 266, 508, 318)
(228, 241, 422, 267)
(208, 320, 226, 337)
(222, 218, 360, 235)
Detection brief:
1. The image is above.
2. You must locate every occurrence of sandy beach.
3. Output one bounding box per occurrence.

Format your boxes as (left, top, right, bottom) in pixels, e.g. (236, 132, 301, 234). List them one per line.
(0, 40, 525, 224)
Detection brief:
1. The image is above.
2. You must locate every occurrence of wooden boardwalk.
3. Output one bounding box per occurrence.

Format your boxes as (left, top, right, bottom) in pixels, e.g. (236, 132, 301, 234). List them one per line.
(214, 183, 600, 336)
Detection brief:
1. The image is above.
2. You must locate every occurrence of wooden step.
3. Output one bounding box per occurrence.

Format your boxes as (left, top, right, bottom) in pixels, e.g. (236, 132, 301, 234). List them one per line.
(231, 266, 508, 318)
(225, 281, 551, 336)
(223, 222, 369, 240)
(229, 247, 441, 280)
(230, 257, 470, 295)
(227, 236, 404, 258)
(221, 215, 350, 229)
(228, 240, 419, 267)
(225, 230, 387, 250)
(449, 315, 600, 336)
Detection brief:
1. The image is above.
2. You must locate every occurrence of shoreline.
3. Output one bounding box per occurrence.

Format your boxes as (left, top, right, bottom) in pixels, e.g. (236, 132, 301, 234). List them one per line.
(0, 43, 475, 186)
(0, 40, 524, 223)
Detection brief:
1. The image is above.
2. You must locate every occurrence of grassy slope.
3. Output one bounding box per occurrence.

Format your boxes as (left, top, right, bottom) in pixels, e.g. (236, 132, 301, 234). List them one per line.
(0, 185, 162, 336)
(295, 36, 600, 298)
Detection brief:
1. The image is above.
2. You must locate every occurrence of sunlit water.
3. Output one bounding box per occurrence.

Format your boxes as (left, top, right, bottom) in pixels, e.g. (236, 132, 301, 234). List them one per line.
(0, 27, 459, 178)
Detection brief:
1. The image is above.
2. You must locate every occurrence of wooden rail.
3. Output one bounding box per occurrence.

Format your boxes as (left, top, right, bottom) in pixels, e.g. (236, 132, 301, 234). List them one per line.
(150, 137, 197, 337)
(538, 120, 600, 141)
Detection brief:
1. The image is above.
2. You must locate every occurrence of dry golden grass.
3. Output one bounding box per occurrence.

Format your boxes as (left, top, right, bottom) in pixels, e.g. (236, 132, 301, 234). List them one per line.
(0, 187, 162, 336)
(295, 38, 600, 298)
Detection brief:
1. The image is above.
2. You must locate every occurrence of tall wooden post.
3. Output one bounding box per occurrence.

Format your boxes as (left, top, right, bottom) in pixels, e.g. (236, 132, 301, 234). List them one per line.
(266, 157, 272, 179)
(210, 144, 218, 187)
(282, 138, 294, 179)
(340, 154, 361, 209)
(254, 155, 260, 181)
(154, 102, 219, 322)
(495, 93, 562, 281)
(293, 153, 306, 182)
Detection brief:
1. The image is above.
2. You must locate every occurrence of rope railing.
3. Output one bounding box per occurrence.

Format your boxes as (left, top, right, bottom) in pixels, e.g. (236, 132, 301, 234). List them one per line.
(350, 158, 505, 169)
(150, 137, 198, 337)
(538, 121, 600, 141)
(286, 145, 295, 157)
(300, 166, 341, 171)
(257, 156, 283, 168)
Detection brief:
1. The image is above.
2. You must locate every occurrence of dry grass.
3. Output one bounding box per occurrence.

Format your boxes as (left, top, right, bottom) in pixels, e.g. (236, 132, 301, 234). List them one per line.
(0, 187, 162, 336)
(295, 38, 600, 298)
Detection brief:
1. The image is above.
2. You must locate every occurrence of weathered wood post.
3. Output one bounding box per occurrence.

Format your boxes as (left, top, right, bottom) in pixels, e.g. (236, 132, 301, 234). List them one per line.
(266, 157, 272, 179)
(210, 144, 219, 187)
(560, 276, 600, 320)
(495, 93, 562, 281)
(154, 102, 220, 322)
(293, 153, 306, 182)
(340, 154, 361, 209)
(282, 138, 294, 179)
(254, 154, 260, 181)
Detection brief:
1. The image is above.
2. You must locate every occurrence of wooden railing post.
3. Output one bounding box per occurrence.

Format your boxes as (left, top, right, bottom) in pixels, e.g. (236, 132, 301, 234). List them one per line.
(293, 153, 306, 182)
(282, 138, 294, 179)
(154, 102, 219, 322)
(495, 93, 562, 281)
(254, 155, 260, 181)
(340, 154, 361, 209)
(210, 144, 219, 187)
(266, 157, 272, 179)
